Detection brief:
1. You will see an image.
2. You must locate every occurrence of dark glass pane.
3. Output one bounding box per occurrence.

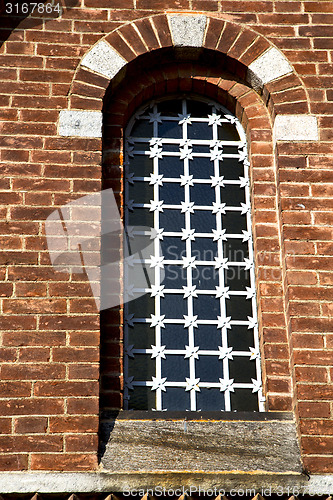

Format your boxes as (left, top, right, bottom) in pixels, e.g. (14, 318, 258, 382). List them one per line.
(187, 100, 211, 117)
(133, 142, 150, 153)
(223, 239, 249, 262)
(162, 387, 190, 411)
(225, 267, 251, 291)
(191, 210, 216, 232)
(159, 209, 184, 232)
(158, 156, 183, 178)
(227, 326, 255, 352)
(130, 119, 153, 138)
(189, 157, 214, 179)
(128, 294, 155, 317)
(230, 389, 258, 411)
(128, 386, 155, 410)
(162, 265, 187, 289)
(159, 182, 184, 205)
(196, 356, 223, 382)
(126, 266, 154, 290)
(192, 144, 210, 154)
(193, 294, 220, 320)
(127, 323, 155, 349)
(220, 157, 244, 180)
(226, 295, 253, 321)
(161, 355, 190, 382)
(192, 266, 219, 290)
(223, 145, 239, 155)
(222, 212, 247, 233)
(129, 155, 153, 177)
(191, 238, 217, 261)
(128, 354, 155, 380)
(190, 183, 215, 206)
(194, 325, 222, 350)
(229, 356, 257, 383)
(163, 144, 180, 152)
(197, 388, 225, 411)
(218, 122, 240, 141)
(221, 185, 245, 206)
(127, 208, 154, 227)
(188, 122, 212, 141)
(160, 294, 187, 319)
(128, 182, 153, 204)
(161, 237, 185, 261)
(158, 120, 182, 139)
(125, 233, 152, 256)
(158, 99, 182, 117)
(161, 324, 188, 350)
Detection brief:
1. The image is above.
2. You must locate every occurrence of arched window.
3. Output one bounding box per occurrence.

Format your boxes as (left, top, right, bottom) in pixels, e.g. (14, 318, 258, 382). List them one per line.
(123, 96, 264, 412)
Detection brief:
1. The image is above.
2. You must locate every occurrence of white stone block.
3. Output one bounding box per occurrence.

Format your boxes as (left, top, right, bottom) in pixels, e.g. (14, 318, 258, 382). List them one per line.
(58, 110, 102, 138)
(274, 115, 319, 141)
(169, 14, 207, 48)
(247, 47, 293, 90)
(81, 40, 126, 79)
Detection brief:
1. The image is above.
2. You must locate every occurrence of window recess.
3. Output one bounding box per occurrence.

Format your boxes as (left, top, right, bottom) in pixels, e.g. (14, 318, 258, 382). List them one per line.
(123, 96, 264, 412)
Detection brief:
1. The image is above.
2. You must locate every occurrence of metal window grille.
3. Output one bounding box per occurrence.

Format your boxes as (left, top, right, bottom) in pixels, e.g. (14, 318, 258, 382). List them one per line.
(123, 97, 264, 412)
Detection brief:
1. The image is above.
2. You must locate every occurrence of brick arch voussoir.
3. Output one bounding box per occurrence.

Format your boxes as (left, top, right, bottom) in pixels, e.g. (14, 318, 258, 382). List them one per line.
(68, 13, 309, 116)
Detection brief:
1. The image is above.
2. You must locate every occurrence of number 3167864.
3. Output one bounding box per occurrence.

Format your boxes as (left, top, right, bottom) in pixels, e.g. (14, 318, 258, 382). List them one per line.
(5, 2, 61, 14)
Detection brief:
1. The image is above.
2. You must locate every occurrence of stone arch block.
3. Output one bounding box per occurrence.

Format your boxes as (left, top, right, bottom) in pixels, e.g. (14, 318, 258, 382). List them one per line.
(65, 13, 310, 125)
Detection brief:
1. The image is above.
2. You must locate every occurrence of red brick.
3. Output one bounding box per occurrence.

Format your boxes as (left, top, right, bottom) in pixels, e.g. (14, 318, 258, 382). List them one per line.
(300, 420, 333, 436)
(217, 22, 241, 53)
(1, 399, 64, 416)
(0, 419, 11, 435)
(294, 350, 333, 366)
(0, 454, 28, 470)
(227, 30, 257, 60)
(14, 417, 48, 434)
(298, 385, 333, 400)
(0, 316, 37, 331)
(289, 286, 332, 301)
(18, 348, 50, 363)
(204, 17, 225, 49)
(266, 378, 290, 393)
(303, 456, 333, 474)
(65, 433, 98, 452)
(34, 381, 98, 397)
(267, 394, 292, 411)
(49, 416, 98, 433)
(1, 364, 65, 381)
(31, 453, 98, 471)
(135, 18, 160, 51)
(39, 315, 99, 331)
(295, 367, 328, 384)
(0, 382, 31, 398)
(68, 364, 99, 380)
(67, 398, 99, 415)
(193, 0, 219, 11)
(2, 332, 66, 347)
(3, 299, 66, 314)
(0, 55, 43, 68)
(302, 436, 333, 455)
(52, 347, 99, 363)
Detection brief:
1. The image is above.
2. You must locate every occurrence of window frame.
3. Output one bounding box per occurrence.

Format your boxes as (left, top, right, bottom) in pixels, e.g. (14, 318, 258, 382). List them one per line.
(122, 95, 265, 413)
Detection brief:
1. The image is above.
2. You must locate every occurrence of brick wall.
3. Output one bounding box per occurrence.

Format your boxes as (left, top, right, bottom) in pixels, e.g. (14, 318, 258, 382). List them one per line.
(0, 0, 332, 475)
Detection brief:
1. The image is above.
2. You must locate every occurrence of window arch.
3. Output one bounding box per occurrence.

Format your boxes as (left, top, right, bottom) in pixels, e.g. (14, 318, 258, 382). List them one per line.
(122, 95, 264, 412)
